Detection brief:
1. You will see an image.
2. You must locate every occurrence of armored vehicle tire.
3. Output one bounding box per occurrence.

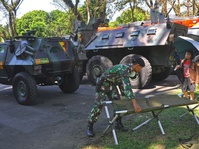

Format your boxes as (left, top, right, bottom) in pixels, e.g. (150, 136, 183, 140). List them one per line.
(120, 54, 152, 89)
(59, 67, 80, 93)
(86, 55, 113, 85)
(12, 72, 38, 105)
(152, 65, 173, 81)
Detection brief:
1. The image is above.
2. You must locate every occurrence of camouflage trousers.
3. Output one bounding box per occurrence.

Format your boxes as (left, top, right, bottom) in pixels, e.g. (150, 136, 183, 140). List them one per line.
(87, 87, 120, 123)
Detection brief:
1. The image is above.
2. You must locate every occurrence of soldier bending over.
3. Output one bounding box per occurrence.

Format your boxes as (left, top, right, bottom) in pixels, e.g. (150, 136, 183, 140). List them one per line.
(87, 56, 145, 137)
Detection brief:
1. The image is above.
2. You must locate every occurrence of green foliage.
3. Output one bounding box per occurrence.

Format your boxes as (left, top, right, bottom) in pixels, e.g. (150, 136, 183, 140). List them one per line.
(108, 21, 120, 28)
(16, 10, 76, 37)
(16, 10, 49, 36)
(81, 93, 199, 149)
(0, 24, 9, 40)
(78, 4, 88, 23)
(87, 0, 106, 19)
(109, 7, 149, 27)
(46, 10, 75, 37)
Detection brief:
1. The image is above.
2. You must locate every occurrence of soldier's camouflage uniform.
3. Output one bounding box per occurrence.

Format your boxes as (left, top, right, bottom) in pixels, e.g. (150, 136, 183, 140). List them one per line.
(87, 64, 136, 123)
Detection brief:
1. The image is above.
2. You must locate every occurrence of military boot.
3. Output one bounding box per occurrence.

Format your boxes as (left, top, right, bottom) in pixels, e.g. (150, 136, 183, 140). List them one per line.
(87, 122, 95, 137)
(115, 116, 128, 132)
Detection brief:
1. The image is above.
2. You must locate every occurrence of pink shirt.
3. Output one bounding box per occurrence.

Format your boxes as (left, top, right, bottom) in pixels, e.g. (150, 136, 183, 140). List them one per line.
(183, 60, 191, 78)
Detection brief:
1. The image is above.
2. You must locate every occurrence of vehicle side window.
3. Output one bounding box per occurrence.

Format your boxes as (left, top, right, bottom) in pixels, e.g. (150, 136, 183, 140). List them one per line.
(0, 46, 5, 54)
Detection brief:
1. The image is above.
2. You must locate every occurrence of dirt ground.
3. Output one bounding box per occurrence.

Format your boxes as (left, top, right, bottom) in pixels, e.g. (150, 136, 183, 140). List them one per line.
(0, 75, 181, 149)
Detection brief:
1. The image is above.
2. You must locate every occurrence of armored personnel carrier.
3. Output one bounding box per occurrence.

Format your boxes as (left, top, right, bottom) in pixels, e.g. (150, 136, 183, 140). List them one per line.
(76, 11, 188, 88)
(0, 31, 87, 105)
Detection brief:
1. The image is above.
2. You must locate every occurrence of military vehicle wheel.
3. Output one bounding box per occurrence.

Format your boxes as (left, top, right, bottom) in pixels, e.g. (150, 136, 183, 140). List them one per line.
(86, 55, 113, 85)
(12, 72, 37, 105)
(120, 54, 152, 89)
(59, 67, 80, 93)
(152, 65, 173, 81)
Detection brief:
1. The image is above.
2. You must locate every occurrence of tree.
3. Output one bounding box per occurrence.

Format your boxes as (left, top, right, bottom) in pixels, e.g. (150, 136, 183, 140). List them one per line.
(167, 0, 199, 17)
(0, 0, 23, 37)
(113, 0, 145, 22)
(51, 0, 68, 11)
(0, 1, 7, 23)
(181, 0, 199, 16)
(144, 0, 167, 12)
(46, 10, 75, 36)
(77, 4, 87, 22)
(16, 10, 48, 37)
(109, 7, 149, 27)
(161, 0, 167, 16)
(85, 0, 108, 23)
(16, 10, 74, 37)
(0, 24, 9, 41)
(59, 0, 82, 19)
(53, 0, 109, 24)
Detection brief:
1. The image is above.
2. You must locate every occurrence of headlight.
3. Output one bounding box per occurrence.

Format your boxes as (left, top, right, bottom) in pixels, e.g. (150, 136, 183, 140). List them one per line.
(34, 65, 42, 74)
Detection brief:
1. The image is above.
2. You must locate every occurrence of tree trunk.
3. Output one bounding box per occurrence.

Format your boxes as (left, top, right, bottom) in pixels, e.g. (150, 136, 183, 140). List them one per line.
(101, 0, 107, 21)
(85, 0, 91, 24)
(161, 0, 167, 15)
(62, 0, 82, 20)
(0, 0, 23, 37)
(128, 0, 135, 22)
(187, 0, 190, 16)
(193, 0, 196, 15)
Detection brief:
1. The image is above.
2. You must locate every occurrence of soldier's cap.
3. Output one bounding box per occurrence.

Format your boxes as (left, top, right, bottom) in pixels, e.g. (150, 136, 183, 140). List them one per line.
(132, 56, 145, 67)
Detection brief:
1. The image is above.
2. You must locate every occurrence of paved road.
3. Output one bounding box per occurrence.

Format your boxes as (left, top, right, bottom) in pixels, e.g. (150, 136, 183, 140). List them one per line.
(0, 75, 181, 149)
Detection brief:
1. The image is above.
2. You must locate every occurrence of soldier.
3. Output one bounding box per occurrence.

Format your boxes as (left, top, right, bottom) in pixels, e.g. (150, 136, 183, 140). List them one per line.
(86, 56, 145, 137)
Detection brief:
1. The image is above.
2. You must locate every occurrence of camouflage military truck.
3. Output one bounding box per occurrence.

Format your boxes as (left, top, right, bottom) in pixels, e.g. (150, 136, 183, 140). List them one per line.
(76, 11, 188, 88)
(0, 30, 87, 105)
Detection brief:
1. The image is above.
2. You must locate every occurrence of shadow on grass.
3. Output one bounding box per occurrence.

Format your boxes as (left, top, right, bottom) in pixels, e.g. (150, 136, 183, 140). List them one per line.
(81, 94, 199, 149)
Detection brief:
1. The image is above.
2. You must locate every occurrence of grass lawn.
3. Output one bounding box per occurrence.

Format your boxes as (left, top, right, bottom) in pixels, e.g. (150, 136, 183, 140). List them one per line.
(81, 89, 199, 149)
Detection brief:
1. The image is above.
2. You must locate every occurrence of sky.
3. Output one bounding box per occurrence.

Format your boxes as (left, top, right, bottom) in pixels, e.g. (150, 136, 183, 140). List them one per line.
(17, 0, 57, 18)
(17, 0, 117, 19)
(0, 0, 119, 25)
(0, 0, 176, 26)
(0, 0, 58, 24)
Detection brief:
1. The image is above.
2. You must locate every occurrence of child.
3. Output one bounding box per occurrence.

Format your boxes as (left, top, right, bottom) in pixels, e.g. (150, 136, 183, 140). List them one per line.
(175, 51, 195, 100)
(192, 55, 199, 91)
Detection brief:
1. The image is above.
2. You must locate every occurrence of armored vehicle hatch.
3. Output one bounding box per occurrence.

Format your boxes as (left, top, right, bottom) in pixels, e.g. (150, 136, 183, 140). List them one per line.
(78, 20, 187, 88)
